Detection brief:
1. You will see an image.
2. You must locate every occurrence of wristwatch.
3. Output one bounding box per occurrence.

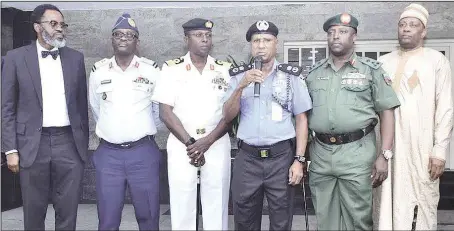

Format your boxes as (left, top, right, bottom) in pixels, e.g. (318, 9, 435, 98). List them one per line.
(382, 149, 393, 160)
(294, 155, 306, 164)
(185, 137, 196, 147)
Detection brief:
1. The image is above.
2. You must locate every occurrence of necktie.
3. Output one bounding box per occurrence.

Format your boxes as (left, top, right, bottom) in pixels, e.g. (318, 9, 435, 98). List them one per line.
(41, 50, 59, 60)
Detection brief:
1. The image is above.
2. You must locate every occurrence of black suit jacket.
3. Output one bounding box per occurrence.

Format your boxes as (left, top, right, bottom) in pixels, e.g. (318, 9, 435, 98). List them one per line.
(1, 42, 89, 167)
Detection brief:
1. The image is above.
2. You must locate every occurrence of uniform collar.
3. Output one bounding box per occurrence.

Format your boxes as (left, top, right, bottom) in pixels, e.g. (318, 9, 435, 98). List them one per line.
(184, 51, 215, 71)
(110, 55, 140, 71)
(324, 51, 359, 70)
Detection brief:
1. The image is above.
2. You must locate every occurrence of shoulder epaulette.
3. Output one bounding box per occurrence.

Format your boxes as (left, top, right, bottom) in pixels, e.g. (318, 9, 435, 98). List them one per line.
(307, 59, 328, 73)
(91, 58, 109, 73)
(140, 57, 158, 68)
(215, 59, 232, 68)
(358, 56, 382, 70)
(229, 63, 252, 76)
(165, 57, 184, 66)
(277, 64, 303, 76)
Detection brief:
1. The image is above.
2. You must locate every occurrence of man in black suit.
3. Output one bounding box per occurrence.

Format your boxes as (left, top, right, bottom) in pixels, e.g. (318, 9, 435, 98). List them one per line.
(1, 4, 89, 230)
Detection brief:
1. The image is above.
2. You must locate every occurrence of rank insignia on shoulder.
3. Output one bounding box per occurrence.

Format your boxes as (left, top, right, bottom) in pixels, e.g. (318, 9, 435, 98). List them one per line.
(101, 79, 112, 85)
(229, 63, 252, 76)
(383, 74, 392, 85)
(278, 64, 303, 76)
(140, 57, 159, 68)
(358, 56, 382, 69)
(91, 58, 109, 73)
(215, 59, 231, 67)
(165, 57, 184, 66)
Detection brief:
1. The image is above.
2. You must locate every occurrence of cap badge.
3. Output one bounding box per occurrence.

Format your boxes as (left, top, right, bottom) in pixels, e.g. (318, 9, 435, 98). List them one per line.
(205, 21, 213, 29)
(128, 18, 136, 27)
(340, 13, 351, 24)
(256, 20, 269, 31)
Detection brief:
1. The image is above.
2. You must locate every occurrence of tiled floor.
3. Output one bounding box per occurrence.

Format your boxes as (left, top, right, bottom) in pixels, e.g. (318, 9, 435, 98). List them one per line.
(2, 204, 454, 230)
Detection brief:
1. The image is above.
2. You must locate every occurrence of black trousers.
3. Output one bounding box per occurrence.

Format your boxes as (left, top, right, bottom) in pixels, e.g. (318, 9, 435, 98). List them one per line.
(232, 141, 295, 231)
(19, 127, 84, 230)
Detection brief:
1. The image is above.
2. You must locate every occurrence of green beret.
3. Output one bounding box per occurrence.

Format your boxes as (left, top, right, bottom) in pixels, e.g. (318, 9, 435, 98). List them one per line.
(323, 13, 359, 32)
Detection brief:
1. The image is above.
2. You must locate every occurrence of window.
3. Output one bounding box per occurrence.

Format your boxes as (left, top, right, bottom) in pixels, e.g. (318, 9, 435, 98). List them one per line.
(284, 39, 454, 169)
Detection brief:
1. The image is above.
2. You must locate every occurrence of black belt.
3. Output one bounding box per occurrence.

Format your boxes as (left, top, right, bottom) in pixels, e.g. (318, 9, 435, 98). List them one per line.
(238, 139, 291, 158)
(100, 135, 154, 149)
(41, 126, 71, 134)
(315, 120, 377, 145)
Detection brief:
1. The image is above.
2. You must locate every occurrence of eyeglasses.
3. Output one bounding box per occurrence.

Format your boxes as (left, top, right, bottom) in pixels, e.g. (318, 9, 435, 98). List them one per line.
(112, 31, 138, 41)
(40, 20, 69, 30)
(398, 21, 421, 28)
(188, 32, 213, 39)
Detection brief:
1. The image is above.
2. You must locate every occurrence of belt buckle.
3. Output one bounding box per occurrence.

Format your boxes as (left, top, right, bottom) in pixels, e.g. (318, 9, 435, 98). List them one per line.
(196, 128, 206, 135)
(329, 136, 337, 143)
(259, 148, 270, 158)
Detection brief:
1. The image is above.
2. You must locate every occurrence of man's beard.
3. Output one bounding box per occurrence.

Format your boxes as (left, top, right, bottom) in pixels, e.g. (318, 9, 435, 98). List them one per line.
(42, 29, 66, 48)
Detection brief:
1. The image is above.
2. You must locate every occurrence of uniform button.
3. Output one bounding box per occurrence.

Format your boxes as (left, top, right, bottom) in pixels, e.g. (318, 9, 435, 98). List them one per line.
(331, 89, 335, 92)
(331, 128, 335, 130)
(262, 101, 265, 104)
(260, 116, 264, 119)
(37, 128, 41, 131)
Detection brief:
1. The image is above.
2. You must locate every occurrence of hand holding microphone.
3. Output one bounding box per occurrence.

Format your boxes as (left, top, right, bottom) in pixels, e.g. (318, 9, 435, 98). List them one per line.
(238, 56, 264, 90)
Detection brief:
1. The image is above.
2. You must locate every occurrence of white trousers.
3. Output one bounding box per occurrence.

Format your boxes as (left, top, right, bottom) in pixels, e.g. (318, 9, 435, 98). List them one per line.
(167, 133, 231, 230)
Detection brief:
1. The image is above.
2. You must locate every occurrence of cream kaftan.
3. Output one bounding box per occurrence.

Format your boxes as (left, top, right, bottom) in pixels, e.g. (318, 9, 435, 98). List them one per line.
(373, 47, 453, 230)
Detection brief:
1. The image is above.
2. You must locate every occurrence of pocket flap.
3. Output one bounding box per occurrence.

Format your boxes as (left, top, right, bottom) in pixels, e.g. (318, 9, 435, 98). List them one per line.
(95, 85, 113, 93)
(16, 123, 25, 135)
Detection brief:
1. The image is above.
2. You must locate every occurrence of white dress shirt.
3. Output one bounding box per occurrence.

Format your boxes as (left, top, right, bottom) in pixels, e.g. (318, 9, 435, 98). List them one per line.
(89, 55, 161, 144)
(36, 40, 70, 127)
(152, 52, 231, 137)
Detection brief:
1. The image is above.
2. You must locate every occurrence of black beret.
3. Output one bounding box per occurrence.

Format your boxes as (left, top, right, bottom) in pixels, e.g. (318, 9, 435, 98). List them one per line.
(246, 20, 279, 42)
(323, 13, 359, 32)
(112, 13, 139, 35)
(182, 18, 213, 32)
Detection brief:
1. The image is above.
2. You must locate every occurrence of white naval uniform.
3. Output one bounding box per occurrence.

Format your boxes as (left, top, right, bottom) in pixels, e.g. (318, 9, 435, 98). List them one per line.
(152, 52, 232, 230)
(89, 55, 161, 143)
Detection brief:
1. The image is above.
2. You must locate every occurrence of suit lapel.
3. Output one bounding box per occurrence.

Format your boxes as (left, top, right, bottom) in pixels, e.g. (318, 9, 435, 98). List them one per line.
(24, 43, 43, 108)
(59, 47, 73, 106)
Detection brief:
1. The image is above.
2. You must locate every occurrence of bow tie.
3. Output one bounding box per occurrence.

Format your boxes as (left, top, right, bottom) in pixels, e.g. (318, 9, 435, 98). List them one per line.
(41, 50, 59, 60)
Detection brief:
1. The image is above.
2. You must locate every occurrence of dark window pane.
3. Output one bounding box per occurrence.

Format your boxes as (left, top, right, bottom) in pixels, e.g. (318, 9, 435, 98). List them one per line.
(365, 52, 378, 60)
(356, 52, 363, 57)
(288, 48, 299, 63)
(379, 51, 391, 56)
(301, 48, 314, 70)
(440, 50, 446, 55)
(315, 48, 327, 61)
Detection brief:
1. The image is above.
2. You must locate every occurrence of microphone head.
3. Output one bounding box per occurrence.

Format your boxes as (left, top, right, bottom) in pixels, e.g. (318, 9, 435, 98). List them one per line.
(253, 56, 263, 70)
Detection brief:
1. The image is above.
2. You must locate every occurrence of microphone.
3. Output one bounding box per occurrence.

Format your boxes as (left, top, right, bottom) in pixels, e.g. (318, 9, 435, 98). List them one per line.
(253, 56, 263, 97)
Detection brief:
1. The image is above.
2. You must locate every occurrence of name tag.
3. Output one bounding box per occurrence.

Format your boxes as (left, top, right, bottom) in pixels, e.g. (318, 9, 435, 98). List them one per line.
(317, 77, 329, 80)
(271, 101, 283, 121)
(101, 79, 112, 85)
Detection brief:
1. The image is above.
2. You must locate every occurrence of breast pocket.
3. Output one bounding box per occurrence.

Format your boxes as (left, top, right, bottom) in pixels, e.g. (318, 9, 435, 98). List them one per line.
(240, 84, 255, 109)
(95, 84, 114, 103)
(133, 83, 152, 102)
(339, 79, 371, 106)
(309, 88, 327, 107)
